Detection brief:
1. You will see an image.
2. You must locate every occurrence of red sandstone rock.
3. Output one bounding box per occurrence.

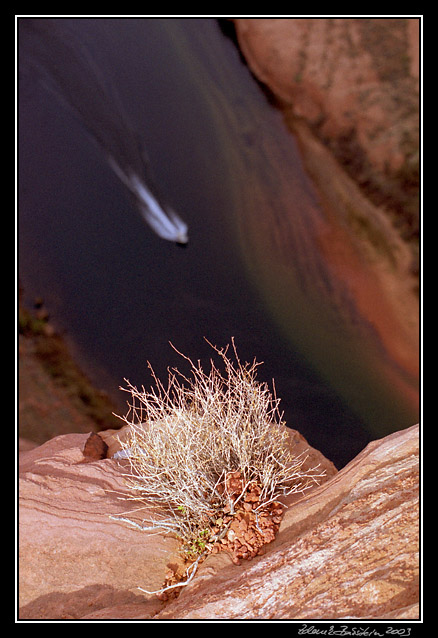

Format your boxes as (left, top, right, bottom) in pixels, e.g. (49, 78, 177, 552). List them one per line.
(18, 433, 179, 619)
(18, 426, 334, 619)
(155, 424, 419, 620)
(233, 18, 419, 226)
(18, 424, 418, 620)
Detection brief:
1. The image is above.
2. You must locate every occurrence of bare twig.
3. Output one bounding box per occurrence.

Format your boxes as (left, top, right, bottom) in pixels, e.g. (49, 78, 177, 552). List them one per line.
(137, 551, 206, 596)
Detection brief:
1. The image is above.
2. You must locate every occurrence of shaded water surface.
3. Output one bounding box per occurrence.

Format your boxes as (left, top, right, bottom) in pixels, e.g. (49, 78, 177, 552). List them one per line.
(18, 18, 418, 468)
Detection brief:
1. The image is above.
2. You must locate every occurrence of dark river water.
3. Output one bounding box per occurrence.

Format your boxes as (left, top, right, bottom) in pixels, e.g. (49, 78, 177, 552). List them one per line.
(18, 17, 419, 468)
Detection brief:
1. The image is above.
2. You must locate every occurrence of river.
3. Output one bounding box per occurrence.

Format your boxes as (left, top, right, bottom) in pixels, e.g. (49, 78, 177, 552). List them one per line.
(18, 17, 419, 468)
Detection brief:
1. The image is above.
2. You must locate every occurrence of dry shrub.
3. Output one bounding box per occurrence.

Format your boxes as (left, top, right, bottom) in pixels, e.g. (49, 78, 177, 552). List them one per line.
(113, 340, 324, 593)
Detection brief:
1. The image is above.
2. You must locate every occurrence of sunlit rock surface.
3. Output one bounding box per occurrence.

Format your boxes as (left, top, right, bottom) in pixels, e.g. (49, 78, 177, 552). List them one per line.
(157, 424, 419, 620)
(18, 424, 418, 619)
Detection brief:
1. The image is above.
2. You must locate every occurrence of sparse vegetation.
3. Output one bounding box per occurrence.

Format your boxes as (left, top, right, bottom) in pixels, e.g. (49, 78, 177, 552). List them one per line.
(113, 340, 324, 596)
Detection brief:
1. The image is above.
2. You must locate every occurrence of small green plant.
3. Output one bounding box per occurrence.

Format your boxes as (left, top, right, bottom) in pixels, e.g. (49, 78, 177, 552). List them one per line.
(112, 339, 324, 595)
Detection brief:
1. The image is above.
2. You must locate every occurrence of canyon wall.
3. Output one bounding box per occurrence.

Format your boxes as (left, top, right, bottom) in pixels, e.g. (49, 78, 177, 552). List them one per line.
(233, 18, 420, 256)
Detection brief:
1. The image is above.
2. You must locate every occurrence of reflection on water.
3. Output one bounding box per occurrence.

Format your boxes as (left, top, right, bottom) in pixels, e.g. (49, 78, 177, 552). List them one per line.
(18, 18, 418, 467)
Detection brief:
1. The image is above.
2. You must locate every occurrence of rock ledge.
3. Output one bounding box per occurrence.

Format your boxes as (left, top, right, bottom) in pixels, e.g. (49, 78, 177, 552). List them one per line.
(18, 424, 419, 620)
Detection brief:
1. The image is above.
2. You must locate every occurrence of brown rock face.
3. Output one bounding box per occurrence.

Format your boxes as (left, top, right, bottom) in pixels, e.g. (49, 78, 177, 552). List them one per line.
(18, 425, 419, 620)
(233, 18, 420, 244)
(82, 431, 108, 461)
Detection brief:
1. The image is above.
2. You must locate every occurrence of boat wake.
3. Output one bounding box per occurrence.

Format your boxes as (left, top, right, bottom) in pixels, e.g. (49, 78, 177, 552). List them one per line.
(19, 18, 188, 245)
(108, 158, 188, 244)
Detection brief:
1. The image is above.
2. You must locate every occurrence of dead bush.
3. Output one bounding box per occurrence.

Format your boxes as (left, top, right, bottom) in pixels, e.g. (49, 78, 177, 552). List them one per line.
(112, 340, 324, 594)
